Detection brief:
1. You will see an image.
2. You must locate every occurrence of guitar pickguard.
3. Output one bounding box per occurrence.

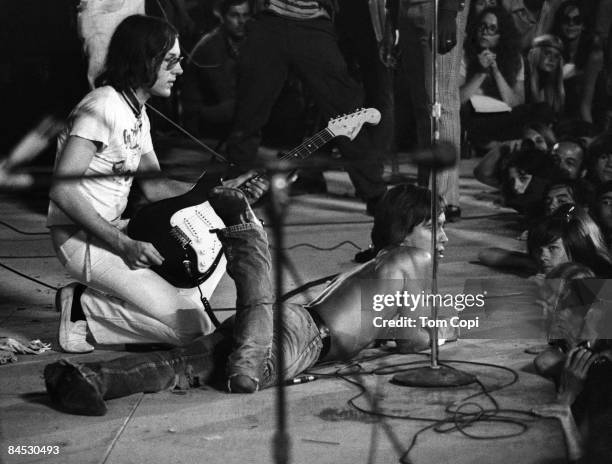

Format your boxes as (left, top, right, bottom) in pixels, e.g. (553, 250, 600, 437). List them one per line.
(170, 201, 226, 275)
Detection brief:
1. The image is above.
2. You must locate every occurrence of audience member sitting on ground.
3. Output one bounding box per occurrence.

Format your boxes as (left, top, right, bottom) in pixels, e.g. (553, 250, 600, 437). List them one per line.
(461, 7, 556, 144)
(43, 184, 452, 415)
(461, 7, 525, 109)
(542, 179, 589, 216)
(551, 0, 585, 73)
(528, 204, 612, 277)
(550, 137, 587, 180)
(585, 132, 612, 186)
(550, 0, 597, 123)
(474, 122, 555, 189)
(500, 148, 550, 217)
(526, 34, 566, 117)
(478, 204, 612, 277)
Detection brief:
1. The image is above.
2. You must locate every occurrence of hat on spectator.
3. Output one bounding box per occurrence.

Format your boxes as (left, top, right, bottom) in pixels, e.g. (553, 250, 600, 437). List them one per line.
(531, 34, 564, 53)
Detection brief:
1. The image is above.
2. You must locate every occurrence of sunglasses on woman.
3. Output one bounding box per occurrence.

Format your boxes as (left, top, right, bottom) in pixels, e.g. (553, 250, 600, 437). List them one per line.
(478, 23, 499, 35)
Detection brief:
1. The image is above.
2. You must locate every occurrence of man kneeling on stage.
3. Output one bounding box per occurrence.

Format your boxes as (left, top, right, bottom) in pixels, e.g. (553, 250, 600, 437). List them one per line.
(44, 184, 449, 415)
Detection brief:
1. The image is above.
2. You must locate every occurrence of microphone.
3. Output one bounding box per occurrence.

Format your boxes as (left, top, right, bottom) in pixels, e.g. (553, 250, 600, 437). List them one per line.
(411, 142, 458, 169)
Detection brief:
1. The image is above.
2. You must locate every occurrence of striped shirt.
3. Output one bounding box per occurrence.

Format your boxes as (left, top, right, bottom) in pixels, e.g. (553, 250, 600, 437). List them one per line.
(267, 0, 329, 20)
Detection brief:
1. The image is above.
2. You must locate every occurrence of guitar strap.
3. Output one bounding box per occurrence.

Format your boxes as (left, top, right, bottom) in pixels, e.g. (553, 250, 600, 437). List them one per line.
(120, 88, 143, 131)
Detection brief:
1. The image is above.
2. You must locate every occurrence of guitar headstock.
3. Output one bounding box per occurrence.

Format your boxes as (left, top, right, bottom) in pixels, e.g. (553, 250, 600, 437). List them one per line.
(327, 108, 381, 141)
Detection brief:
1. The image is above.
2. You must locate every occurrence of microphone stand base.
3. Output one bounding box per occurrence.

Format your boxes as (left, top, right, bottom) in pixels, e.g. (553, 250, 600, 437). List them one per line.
(391, 365, 476, 388)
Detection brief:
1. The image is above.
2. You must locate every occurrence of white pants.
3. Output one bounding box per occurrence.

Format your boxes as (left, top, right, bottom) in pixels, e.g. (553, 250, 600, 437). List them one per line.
(54, 228, 215, 345)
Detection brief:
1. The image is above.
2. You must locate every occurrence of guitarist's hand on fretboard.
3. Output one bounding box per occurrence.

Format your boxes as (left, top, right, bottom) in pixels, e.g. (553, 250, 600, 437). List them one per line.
(221, 170, 269, 205)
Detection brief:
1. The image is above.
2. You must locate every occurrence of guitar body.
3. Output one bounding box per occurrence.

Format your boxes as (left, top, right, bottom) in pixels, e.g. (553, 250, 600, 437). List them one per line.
(127, 108, 380, 289)
(128, 175, 227, 288)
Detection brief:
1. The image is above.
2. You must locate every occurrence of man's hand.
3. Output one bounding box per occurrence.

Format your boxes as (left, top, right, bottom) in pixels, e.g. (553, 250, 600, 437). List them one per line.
(222, 170, 269, 204)
(557, 346, 599, 405)
(438, 9, 457, 54)
(119, 238, 164, 270)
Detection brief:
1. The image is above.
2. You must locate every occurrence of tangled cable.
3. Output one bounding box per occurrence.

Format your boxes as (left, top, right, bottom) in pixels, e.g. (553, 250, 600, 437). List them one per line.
(307, 354, 539, 463)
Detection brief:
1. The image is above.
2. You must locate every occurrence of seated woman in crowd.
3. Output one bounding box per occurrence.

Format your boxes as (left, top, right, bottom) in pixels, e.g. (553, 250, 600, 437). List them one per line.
(551, 0, 588, 119)
(461, 7, 555, 144)
(526, 34, 566, 117)
(552, 0, 585, 78)
(461, 7, 524, 110)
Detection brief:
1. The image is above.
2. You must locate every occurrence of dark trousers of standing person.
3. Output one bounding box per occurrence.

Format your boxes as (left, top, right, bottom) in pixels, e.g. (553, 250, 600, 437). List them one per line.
(337, 0, 395, 159)
(226, 13, 387, 206)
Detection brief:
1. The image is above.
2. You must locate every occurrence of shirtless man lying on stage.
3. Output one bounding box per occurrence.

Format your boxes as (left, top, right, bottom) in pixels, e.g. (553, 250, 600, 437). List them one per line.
(44, 184, 449, 415)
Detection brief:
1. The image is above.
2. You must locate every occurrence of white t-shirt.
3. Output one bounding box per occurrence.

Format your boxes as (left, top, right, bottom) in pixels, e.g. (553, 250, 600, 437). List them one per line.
(47, 86, 154, 227)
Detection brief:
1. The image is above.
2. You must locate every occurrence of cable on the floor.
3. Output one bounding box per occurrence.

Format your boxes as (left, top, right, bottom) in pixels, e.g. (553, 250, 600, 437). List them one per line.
(307, 354, 538, 463)
(0, 219, 48, 235)
(0, 262, 57, 290)
(280, 240, 362, 252)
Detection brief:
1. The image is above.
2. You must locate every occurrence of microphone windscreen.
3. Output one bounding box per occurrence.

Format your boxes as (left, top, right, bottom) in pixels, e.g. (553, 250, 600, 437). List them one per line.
(412, 143, 458, 169)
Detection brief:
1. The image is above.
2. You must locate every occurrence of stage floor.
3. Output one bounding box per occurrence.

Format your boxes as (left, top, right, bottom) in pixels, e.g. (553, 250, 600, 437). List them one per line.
(0, 157, 566, 464)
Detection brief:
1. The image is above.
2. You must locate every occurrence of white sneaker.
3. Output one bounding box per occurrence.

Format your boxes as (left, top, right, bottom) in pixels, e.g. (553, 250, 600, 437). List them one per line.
(56, 283, 94, 353)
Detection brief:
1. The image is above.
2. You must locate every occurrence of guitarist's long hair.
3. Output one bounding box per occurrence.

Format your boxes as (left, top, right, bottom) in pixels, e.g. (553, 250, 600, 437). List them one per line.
(95, 15, 178, 92)
(371, 184, 442, 254)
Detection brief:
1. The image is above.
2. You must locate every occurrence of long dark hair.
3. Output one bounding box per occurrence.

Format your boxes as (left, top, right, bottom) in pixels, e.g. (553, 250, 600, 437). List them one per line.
(371, 184, 441, 252)
(528, 204, 612, 277)
(551, 0, 589, 68)
(95, 15, 178, 91)
(465, 7, 522, 93)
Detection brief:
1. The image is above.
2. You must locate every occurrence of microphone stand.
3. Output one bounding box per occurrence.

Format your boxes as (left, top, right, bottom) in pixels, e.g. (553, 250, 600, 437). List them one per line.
(267, 173, 291, 464)
(392, 0, 475, 388)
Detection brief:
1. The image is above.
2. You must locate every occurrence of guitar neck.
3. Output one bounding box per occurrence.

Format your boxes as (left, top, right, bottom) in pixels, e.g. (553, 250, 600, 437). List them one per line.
(280, 128, 335, 162)
(238, 127, 335, 191)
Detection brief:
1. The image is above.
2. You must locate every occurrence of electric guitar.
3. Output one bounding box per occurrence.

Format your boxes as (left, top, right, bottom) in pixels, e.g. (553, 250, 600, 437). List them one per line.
(128, 108, 381, 290)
